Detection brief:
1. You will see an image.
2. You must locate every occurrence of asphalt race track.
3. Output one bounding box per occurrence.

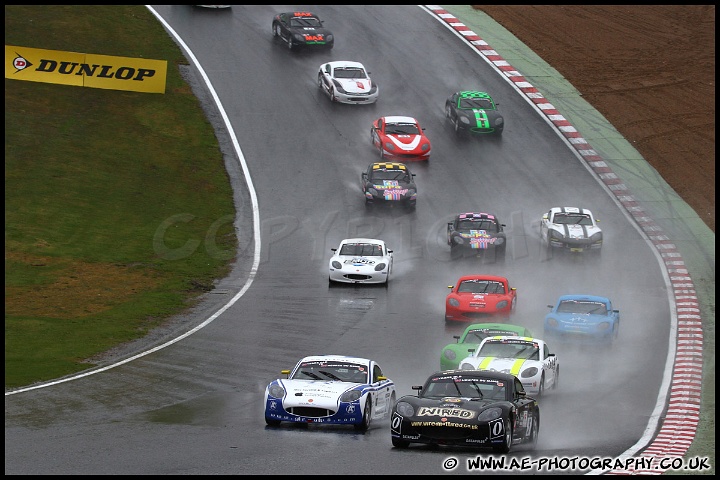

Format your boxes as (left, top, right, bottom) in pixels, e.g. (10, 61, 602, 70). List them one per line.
(5, 5, 696, 475)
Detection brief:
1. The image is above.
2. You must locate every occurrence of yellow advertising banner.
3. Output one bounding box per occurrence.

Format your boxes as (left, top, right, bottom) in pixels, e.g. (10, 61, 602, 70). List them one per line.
(5, 45, 167, 94)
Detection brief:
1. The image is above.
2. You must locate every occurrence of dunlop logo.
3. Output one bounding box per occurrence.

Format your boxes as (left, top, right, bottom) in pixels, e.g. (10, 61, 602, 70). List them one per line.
(6, 45, 167, 94)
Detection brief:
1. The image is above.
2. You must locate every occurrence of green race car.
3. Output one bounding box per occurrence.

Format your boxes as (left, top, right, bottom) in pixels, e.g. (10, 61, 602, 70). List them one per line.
(440, 323, 533, 371)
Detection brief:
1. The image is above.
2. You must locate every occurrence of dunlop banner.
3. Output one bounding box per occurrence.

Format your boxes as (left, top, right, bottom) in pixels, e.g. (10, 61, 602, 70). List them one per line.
(5, 45, 167, 94)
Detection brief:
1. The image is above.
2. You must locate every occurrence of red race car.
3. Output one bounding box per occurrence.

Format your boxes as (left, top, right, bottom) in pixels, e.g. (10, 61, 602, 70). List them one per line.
(370, 116, 431, 161)
(445, 275, 517, 324)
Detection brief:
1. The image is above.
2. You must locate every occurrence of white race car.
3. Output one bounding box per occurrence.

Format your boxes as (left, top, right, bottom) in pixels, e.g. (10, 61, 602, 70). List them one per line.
(317, 61, 378, 104)
(540, 206, 603, 255)
(328, 238, 393, 286)
(264, 355, 396, 431)
(459, 336, 559, 397)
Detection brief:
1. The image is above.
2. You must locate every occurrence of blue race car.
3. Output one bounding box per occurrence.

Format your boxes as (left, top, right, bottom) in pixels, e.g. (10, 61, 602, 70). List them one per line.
(544, 294, 620, 345)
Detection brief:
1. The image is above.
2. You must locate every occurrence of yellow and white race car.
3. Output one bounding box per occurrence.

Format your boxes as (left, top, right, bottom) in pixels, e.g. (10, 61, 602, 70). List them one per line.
(459, 336, 559, 397)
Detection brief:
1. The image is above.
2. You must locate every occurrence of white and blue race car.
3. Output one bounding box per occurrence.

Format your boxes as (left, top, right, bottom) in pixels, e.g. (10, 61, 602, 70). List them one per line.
(264, 355, 396, 431)
(328, 238, 393, 286)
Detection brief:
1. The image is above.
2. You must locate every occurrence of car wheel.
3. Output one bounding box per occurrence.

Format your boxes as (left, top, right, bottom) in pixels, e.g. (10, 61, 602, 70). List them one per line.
(494, 417, 513, 453)
(387, 392, 397, 419)
(445, 103, 452, 119)
(538, 374, 545, 397)
(553, 367, 559, 390)
(265, 417, 281, 427)
(317, 74, 324, 90)
(383, 274, 389, 288)
(328, 277, 335, 288)
(287, 38, 294, 50)
(274, 24, 282, 38)
(354, 398, 373, 431)
(392, 436, 410, 449)
(511, 296, 517, 311)
(330, 87, 337, 102)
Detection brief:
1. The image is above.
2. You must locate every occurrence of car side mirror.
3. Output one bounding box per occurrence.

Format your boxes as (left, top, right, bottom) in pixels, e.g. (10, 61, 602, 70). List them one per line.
(548, 353, 555, 357)
(511, 287, 516, 291)
(331, 248, 337, 252)
(613, 309, 619, 313)
(376, 375, 386, 382)
(547, 304, 553, 309)
(448, 285, 454, 289)
(387, 249, 393, 254)
(516, 391, 526, 398)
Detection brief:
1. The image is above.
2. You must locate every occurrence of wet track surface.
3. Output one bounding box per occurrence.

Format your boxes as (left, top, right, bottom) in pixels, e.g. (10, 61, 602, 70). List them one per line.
(5, 6, 674, 475)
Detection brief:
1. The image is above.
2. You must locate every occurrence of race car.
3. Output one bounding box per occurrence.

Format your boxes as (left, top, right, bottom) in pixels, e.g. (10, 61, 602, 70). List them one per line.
(458, 336, 559, 397)
(271, 12, 333, 50)
(317, 61, 378, 104)
(447, 212, 507, 261)
(445, 91, 504, 136)
(440, 323, 533, 371)
(544, 294, 620, 345)
(445, 275, 517, 324)
(390, 370, 539, 452)
(328, 238, 393, 286)
(541, 207, 603, 256)
(264, 355, 396, 431)
(361, 162, 417, 209)
(370, 116, 431, 161)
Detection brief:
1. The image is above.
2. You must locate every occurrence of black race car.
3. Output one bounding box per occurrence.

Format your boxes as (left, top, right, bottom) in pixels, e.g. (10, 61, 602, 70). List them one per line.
(447, 212, 507, 261)
(445, 91, 504, 136)
(271, 12, 334, 50)
(390, 370, 539, 452)
(361, 162, 417, 209)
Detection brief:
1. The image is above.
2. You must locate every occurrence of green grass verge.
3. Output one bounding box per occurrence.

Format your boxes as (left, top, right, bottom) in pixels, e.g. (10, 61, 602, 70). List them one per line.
(5, 5, 237, 389)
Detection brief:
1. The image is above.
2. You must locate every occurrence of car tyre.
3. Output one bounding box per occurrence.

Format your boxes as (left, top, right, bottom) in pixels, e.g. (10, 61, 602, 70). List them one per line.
(453, 117, 461, 135)
(265, 417, 281, 427)
(392, 436, 410, 449)
(553, 367, 559, 390)
(494, 417, 513, 453)
(445, 103, 452, 119)
(317, 74, 324, 90)
(330, 87, 337, 102)
(355, 398, 373, 432)
(274, 24, 282, 38)
(538, 374, 545, 397)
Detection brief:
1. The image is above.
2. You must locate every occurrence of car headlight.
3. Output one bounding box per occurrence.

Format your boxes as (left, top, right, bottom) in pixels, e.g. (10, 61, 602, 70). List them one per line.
(331, 79, 347, 93)
(521, 367, 538, 378)
(326, 34, 334, 42)
(331, 260, 342, 269)
(494, 237, 505, 245)
(406, 189, 416, 197)
(460, 363, 475, 370)
(367, 187, 378, 197)
(460, 116, 470, 124)
(384, 142, 395, 151)
(597, 321, 611, 331)
(421, 143, 430, 151)
(495, 117, 504, 126)
(374, 262, 386, 271)
(293, 34, 305, 42)
(444, 349, 456, 361)
(546, 317, 559, 327)
(395, 401, 415, 417)
(448, 298, 460, 307)
(550, 230, 564, 239)
(496, 300, 508, 310)
(477, 407, 502, 422)
(452, 236, 465, 245)
(340, 390, 362, 402)
(591, 232, 603, 243)
(268, 384, 285, 398)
